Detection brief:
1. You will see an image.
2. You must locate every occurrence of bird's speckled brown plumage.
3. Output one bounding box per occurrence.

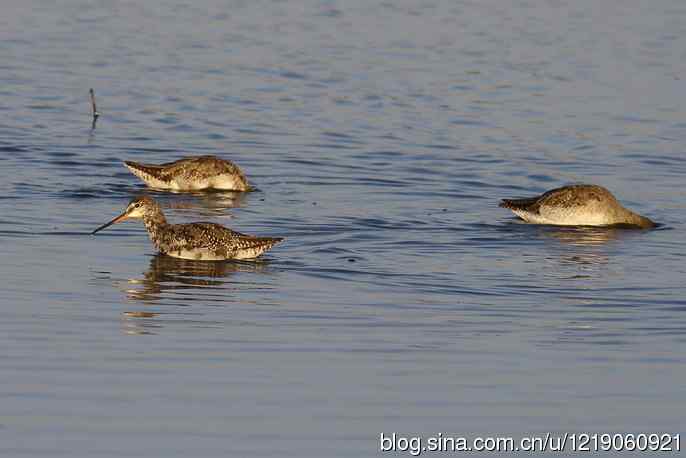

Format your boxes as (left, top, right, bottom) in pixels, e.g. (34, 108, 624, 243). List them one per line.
(92, 196, 282, 260)
(499, 184, 656, 228)
(124, 155, 252, 191)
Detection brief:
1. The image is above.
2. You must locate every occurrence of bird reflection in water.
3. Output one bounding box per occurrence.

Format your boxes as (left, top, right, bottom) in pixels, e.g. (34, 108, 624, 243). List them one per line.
(121, 311, 161, 335)
(121, 253, 271, 335)
(541, 225, 627, 247)
(126, 253, 270, 302)
(539, 225, 644, 271)
(507, 224, 648, 274)
(165, 190, 249, 218)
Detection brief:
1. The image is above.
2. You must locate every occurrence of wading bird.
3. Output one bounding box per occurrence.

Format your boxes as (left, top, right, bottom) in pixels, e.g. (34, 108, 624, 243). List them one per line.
(499, 184, 656, 228)
(92, 196, 283, 260)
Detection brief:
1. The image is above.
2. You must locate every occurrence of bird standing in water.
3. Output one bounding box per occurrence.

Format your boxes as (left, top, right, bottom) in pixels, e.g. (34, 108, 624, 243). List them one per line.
(124, 155, 252, 191)
(499, 184, 656, 228)
(92, 196, 283, 260)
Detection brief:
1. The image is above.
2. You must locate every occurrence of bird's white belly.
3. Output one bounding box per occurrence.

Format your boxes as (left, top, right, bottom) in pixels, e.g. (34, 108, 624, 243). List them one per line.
(165, 248, 226, 261)
(163, 246, 266, 261)
(232, 246, 269, 260)
(170, 174, 246, 191)
(514, 208, 612, 226)
(210, 174, 248, 190)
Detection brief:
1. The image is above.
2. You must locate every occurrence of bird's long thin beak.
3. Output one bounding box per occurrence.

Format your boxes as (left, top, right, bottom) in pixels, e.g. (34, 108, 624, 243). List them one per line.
(92, 211, 130, 235)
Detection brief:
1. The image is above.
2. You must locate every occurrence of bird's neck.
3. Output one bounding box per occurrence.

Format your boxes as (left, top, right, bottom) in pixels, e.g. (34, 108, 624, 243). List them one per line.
(621, 208, 656, 229)
(142, 208, 168, 247)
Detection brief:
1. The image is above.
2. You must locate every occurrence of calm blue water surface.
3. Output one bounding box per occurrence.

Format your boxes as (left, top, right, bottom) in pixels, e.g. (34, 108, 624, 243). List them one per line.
(1, 0, 686, 456)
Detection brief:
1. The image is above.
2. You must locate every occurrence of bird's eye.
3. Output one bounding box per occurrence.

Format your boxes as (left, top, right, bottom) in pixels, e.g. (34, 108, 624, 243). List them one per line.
(135, 203, 141, 208)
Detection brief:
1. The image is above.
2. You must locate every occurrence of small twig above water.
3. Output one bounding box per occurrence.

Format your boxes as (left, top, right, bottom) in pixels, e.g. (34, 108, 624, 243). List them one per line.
(89, 88, 100, 129)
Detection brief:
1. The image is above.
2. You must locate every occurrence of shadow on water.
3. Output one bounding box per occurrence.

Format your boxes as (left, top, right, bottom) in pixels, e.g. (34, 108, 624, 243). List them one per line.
(120, 254, 274, 335)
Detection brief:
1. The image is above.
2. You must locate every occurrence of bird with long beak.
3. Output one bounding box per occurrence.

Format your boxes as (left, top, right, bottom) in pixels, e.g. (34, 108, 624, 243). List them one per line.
(92, 196, 283, 261)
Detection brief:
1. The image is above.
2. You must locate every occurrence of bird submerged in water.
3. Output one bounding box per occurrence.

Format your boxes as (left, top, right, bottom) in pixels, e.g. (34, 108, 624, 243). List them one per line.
(92, 196, 283, 260)
(499, 184, 656, 228)
(124, 155, 252, 191)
